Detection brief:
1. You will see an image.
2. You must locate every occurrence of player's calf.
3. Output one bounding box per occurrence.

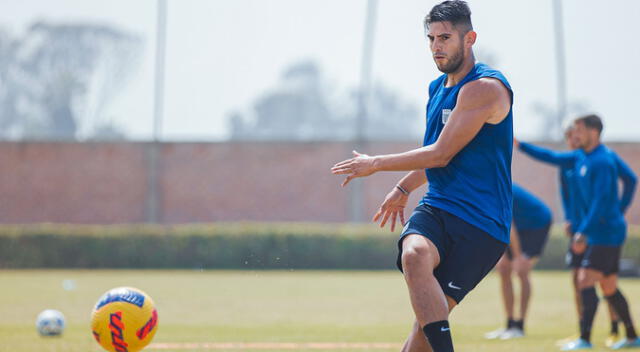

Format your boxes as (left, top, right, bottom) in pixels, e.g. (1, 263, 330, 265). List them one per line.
(606, 289, 638, 340)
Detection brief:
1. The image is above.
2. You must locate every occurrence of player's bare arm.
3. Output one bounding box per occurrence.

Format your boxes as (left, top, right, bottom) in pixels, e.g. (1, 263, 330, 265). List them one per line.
(331, 77, 511, 186)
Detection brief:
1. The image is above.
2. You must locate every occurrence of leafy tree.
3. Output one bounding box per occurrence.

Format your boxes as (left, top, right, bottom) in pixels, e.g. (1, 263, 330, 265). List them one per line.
(229, 60, 421, 141)
(0, 21, 142, 140)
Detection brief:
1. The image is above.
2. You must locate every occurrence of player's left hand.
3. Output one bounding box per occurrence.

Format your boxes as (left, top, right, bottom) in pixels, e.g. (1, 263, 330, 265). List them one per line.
(372, 186, 408, 232)
(331, 150, 378, 186)
(571, 233, 587, 254)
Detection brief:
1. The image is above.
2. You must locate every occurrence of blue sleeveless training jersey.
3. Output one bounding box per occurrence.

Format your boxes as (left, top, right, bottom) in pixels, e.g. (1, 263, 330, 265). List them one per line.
(420, 62, 513, 243)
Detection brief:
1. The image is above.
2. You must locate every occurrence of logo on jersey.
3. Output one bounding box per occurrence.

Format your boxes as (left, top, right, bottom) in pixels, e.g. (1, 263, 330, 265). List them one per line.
(580, 165, 588, 177)
(447, 281, 462, 290)
(441, 109, 452, 125)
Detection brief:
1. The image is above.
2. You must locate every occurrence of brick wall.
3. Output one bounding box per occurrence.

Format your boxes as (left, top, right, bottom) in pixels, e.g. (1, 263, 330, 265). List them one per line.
(0, 142, 147, 223)
(0, 141, 638, 225)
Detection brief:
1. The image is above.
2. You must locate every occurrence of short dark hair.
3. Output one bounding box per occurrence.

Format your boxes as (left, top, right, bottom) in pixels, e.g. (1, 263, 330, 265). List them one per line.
(424, 1, 473, 33)
(574, 114, 603, 134)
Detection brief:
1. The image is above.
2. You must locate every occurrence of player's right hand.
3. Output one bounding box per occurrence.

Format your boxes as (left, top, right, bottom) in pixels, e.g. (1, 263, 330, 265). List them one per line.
(373, 187, 409, 232)
(571, 233, 587, 255)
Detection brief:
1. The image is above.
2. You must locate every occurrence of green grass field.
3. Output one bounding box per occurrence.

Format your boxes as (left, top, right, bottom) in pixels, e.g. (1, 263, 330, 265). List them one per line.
(1, 270, 639, 352)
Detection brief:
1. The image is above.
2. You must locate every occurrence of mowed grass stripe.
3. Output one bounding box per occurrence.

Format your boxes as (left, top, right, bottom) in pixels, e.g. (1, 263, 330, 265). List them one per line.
(1, 270, 639, 352)
(149, 342, 401, 349)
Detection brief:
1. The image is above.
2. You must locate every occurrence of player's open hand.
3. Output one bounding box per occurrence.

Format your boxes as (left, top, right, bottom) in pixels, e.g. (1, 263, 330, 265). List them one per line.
(372, 187, 408, 232)
(571, 233, 587, 254)
(331, 150, 378, 187)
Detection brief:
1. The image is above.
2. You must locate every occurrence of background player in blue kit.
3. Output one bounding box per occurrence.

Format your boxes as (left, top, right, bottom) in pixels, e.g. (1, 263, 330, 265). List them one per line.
(331, 1, 513, 351)
(515, 123, 636, 347)
(560, 115, 639, 350)
(485, 183, 551, 340)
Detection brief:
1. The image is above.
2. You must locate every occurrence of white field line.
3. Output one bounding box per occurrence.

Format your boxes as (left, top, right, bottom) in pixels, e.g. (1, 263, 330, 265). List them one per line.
(148, 342, 401, 350)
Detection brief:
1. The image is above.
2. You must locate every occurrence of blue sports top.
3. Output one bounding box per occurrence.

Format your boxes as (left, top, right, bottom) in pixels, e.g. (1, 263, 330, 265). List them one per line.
(611, 151, 638, 214)
(512, 183, 552, 231)
(518, 142, 637, 230)
(518, 143, 583, 225)
(420, 62, 513, 244)
(574, 144, 637, 245)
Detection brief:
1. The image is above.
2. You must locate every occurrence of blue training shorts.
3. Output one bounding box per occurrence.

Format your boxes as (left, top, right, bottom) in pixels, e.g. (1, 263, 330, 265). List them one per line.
(505, 224, 551, 259)
(581, 245, 621, 276)
(397, 204, 507, 303)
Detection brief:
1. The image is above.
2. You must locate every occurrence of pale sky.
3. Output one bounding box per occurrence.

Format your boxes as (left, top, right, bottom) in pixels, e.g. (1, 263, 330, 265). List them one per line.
(1, 0, 639, 141)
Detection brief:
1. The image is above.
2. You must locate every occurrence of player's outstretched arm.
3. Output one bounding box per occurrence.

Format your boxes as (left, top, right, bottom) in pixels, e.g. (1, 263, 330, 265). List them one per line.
(373, 170, 426, 232)
(373, 78, 511, 171)
(331, 78, 510, 186)
(517, 141, 577, 167)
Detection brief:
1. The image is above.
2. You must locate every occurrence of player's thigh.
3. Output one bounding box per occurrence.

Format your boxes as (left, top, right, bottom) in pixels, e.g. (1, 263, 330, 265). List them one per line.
(401, 234, 441, 270)
(577, 268, 604, 289)
(397, 204, 447, 273)
(435, 211, 507, 304)
(599, 274, 618, 296)
(495, 253, 511, 276)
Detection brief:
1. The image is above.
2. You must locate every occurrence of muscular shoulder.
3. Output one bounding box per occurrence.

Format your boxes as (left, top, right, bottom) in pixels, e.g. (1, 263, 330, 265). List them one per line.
(457, 77, 511, 124)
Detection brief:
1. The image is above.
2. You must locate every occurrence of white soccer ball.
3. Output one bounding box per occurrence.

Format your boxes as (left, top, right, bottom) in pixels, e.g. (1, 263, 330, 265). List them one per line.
(36, 309, 65, 336)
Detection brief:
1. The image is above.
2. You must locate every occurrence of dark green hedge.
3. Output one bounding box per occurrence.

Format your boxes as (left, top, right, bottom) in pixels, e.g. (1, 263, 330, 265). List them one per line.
(0, 223, 638, 270)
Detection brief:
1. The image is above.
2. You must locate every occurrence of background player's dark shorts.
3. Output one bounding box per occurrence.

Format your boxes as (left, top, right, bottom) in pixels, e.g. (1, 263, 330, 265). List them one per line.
(505, 224, 551, 259)
(397, 204, 507, 304)
(580, 245, 621, 276)
(566, 244, 584, 268)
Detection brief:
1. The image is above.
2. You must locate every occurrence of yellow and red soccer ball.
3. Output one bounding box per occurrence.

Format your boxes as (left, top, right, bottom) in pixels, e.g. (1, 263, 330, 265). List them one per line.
(91, 287, 158, 352)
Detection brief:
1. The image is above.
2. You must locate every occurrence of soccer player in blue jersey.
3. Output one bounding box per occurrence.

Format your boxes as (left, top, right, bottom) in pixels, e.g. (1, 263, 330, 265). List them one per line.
(331, 1, 513, 351)
(559, 114, 639, 350)
(485, 183, 551, 340)
(516, 124, 637, 347)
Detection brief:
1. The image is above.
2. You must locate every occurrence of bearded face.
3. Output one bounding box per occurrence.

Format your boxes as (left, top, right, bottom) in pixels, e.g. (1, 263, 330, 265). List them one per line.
(427, 21, 469, 74)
